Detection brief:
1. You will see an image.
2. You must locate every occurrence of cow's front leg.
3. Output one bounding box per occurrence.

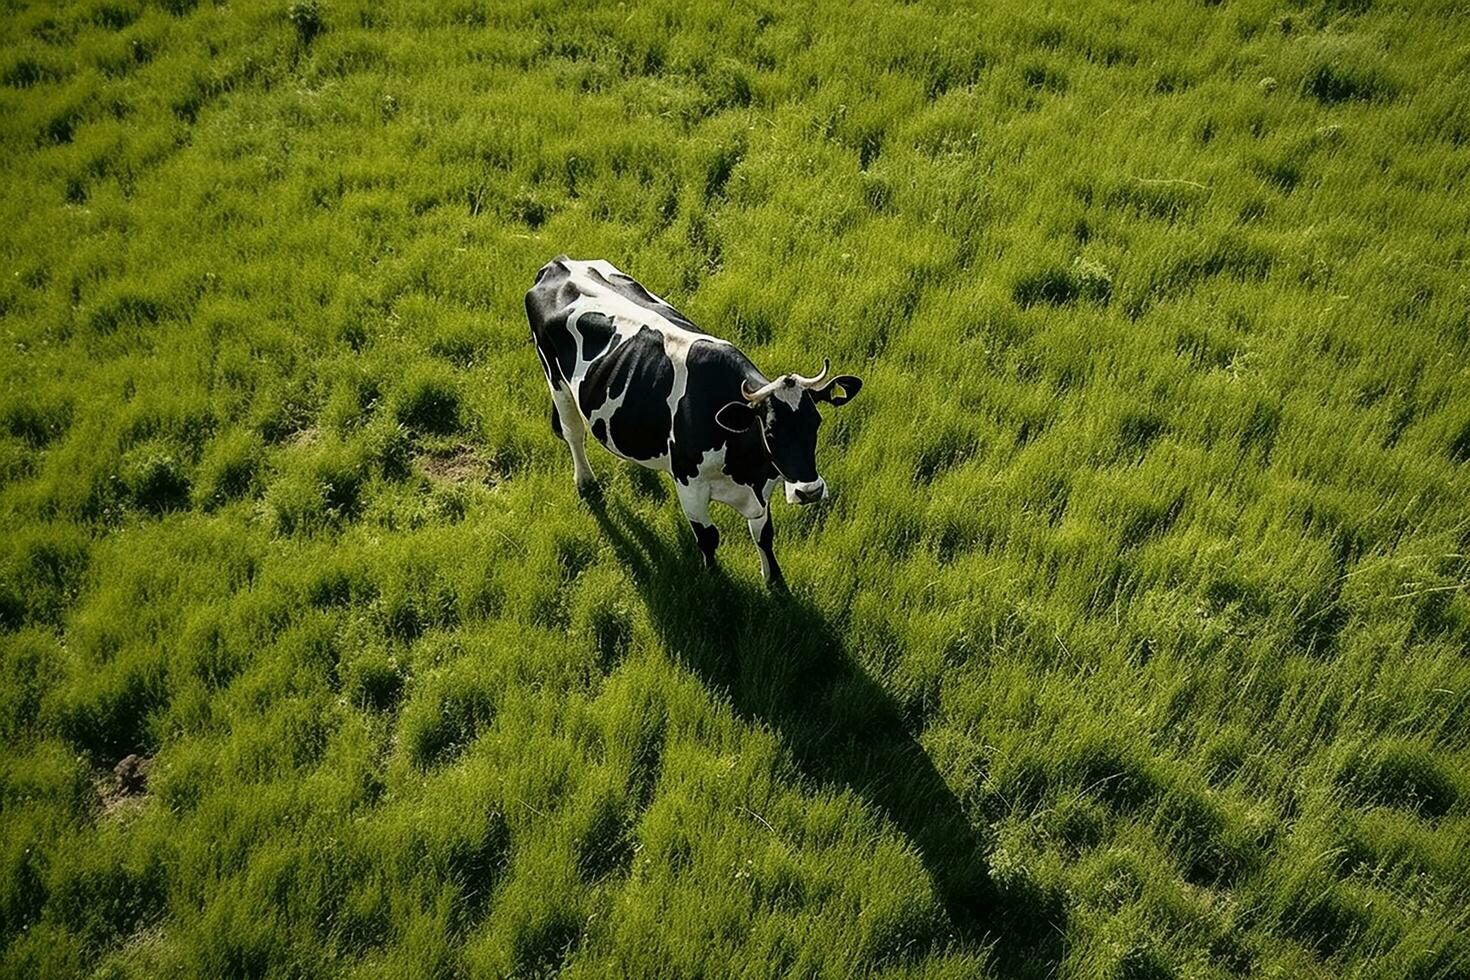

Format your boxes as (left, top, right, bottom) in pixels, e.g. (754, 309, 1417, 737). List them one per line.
(549, 386, 596, 494)
(747, 478, 785, 590)
(675, 479, 718, 568)
(747, 508, 785, 590)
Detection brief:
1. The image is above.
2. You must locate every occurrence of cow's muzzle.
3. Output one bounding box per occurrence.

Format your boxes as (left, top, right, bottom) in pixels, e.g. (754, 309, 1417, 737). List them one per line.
(785, 479, 828, 505)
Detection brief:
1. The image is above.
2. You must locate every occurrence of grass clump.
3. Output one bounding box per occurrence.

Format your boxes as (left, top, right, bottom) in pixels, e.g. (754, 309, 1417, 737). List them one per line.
(121, 441, 190, 515)
(398, 660, 496, 770)
(392, 366, 464, 436)
(1013, 257, 1113, 309)
(194, 430, 262, 510)
(1337, 740, 1460, 818)
(264, 440, 368, 534)
(287, 1, 326, 45)
(1300, 41, 1397, 104)
(0, 525, 89, 630)
(3, 395, 71, 448)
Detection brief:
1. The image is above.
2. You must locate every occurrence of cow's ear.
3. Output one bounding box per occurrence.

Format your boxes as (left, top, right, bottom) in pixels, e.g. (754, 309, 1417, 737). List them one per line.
(812, 375, 863, 407)
(715, 401, 758, 433)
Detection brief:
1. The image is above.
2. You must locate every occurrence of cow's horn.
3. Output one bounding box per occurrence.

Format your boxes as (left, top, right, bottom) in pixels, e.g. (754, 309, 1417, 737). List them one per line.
(741, 378, 783, 403)
(794, 358, 830, 388)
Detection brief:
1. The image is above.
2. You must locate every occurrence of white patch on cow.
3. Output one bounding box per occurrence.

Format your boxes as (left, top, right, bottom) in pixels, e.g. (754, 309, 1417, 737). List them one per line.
(771, 380, 803, 409)
(550, 384, 595, 486)
(674, 475, 712, 526)
(586, 259, 678, 307)
(689, 444, 726, 476)
(784, 478, 827, 505)
(747, 476, 782, 583)
(680, 447, 767, 521)
(713, 478, 767, 521)
(563, 260, 719, 355)
(583, 381, 628, 444)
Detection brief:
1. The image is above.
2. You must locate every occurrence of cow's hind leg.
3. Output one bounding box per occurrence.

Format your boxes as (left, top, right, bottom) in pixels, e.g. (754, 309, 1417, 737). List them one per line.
(550, 386, 596, 494)
(675, 479, 718, 568)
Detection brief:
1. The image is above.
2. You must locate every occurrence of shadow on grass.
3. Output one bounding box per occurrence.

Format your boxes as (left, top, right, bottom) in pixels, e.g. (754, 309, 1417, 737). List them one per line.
(587, 495, 1065, 976)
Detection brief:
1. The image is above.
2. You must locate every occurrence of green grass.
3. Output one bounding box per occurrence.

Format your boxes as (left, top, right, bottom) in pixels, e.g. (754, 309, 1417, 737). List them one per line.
(2, 0, 1469, 976)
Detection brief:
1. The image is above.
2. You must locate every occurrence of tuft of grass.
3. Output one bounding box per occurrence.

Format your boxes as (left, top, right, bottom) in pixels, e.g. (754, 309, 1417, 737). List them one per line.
(1013, 257, 1112, 309)
(264, 439, 369, 534)
(121, 441, 190, 515)
(1337, 740, 1460, 819)
(3, 395, 71, 449)
(194, 430, 262, 510)
(287, 1, 326, 45)
(0, 525, 89, 630)
(392, 366, 464, 436)
(398, 660, 497, 770)
(1300, 43, 1397, 104)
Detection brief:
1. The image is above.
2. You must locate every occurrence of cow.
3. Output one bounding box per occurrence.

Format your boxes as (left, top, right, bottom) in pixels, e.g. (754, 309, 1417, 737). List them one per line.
(526, 256, 863, 589)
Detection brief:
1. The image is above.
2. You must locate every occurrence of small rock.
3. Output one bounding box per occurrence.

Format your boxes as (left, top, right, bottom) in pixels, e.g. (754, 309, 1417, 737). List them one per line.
(1259, 76, 1278, 94)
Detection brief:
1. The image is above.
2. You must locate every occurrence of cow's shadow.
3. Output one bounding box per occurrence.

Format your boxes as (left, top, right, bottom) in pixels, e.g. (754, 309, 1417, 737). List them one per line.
(586, 493, 1065, 975)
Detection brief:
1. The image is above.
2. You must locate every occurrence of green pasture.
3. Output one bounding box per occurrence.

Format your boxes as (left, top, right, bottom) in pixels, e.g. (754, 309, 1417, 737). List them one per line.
(2, 0, 1468, 976)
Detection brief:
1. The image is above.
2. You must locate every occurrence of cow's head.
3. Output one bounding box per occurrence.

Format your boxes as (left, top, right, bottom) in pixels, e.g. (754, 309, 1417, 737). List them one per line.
(714, 359, 863, 505)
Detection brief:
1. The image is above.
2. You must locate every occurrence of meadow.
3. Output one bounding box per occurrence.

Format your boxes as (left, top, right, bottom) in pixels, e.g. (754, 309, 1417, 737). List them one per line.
(2, 0, 1469, 975)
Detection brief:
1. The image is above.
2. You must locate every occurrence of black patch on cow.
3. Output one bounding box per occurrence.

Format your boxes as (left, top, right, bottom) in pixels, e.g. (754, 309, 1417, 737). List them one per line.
(813, 375, 863, 406)
(589, 267, 706, 335)
(690, 520, 719, 564)
(577, 311, 618, 362)
(525, 261, 581, 385)
(591, 418, 607, 444)
(550, 401, 562, 438)
(579, 326, 673, 461)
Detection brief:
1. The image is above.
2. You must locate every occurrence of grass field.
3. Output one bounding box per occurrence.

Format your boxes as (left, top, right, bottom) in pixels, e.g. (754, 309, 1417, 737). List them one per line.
(3, 0, 1470, 976)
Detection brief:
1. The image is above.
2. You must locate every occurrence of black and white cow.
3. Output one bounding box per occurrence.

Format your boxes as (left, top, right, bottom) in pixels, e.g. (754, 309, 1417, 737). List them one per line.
(526, 256, 862, 589)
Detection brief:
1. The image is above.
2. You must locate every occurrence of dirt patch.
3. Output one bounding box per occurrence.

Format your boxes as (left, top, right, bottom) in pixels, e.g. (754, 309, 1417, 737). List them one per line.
(96, 753, 153, 818)
(290, 426, 321, 449)
(417, 444, 490, 484)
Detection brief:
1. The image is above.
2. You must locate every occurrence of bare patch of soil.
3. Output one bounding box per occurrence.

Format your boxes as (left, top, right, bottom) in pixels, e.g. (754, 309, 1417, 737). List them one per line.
(417, 443, 490, 484)
(96, 753, 153, 818)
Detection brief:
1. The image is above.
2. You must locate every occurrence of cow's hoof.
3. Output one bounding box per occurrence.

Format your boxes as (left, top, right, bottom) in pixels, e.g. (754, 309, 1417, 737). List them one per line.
(576, 479, 602, 501)
(765, 574, 789, 595)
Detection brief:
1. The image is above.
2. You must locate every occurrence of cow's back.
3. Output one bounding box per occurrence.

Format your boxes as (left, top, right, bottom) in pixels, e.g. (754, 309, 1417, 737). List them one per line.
(527, 257, 766, 477)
